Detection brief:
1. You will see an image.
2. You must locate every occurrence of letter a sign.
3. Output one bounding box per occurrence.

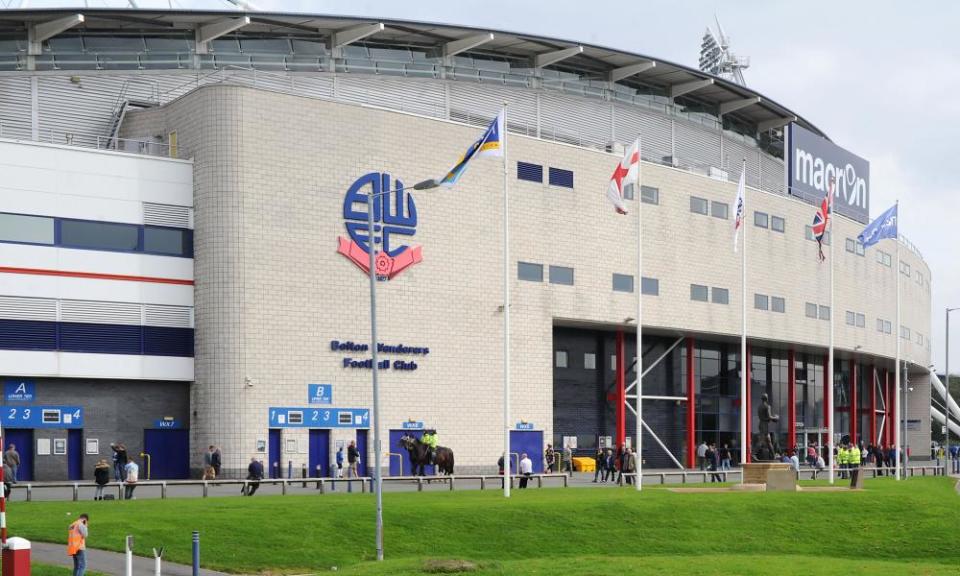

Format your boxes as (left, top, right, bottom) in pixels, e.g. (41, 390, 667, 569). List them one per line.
(5, 380, 35, 402)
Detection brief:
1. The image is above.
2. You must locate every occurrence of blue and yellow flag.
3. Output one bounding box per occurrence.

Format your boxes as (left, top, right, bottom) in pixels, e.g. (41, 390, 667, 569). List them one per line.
(437, 111, 504, 187)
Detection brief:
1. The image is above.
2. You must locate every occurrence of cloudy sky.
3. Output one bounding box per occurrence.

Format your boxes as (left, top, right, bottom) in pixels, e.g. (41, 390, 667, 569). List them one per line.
(253, 0, 957, 370)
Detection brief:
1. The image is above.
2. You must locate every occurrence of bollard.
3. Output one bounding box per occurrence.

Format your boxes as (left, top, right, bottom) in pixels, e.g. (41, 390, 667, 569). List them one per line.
(161, 482, 167, 499)
(152, 547, 164, 576)
(26, 484, 32, 502)
(125, 535, 134, 576)
(72, 484, 78, 502)
(192, 531, 200, 576)
(2, 537, 32, 576)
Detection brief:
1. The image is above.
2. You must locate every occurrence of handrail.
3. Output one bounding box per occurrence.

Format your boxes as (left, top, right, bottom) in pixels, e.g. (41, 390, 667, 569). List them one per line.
(386, 452, 403, 477)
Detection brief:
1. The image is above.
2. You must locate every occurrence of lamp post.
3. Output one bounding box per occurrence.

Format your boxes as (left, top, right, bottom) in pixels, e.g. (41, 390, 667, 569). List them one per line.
(947, 307, 958, 475)
(366, 177, 437, 562)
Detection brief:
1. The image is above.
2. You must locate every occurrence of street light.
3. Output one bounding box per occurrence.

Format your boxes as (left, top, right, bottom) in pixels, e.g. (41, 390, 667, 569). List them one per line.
(947, 307, 959, 475)
(366, 177, 437, 562)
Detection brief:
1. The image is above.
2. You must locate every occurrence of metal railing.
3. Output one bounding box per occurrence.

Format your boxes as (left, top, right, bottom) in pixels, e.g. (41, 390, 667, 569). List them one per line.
(0, 122, 172, 158)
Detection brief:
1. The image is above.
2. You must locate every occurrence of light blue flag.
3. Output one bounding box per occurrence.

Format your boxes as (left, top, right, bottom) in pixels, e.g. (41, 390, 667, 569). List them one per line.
(857, 203, 898, 248)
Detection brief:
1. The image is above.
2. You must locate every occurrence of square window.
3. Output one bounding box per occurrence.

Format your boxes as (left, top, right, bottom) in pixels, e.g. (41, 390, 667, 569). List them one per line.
(555, 350, 568, 368)
(805, 303, 818, 319)
(549, 265, 574, 285)
(711, 287, 729, 305)
(641, 185, 659, 205)
(885, 321, 892, 334)
(901, 326, 910, 340)
(754, 293, 769, 310)
(711, 201, 729, 219)
(856, 313, 865, 328)
(612, 273, 634, 293)
(855, 242, 865, 256)
(877, 318, 884, 333)
(754, 211, 768, 228)
(771, 216, 785, 233)
(845, 311, 855, 326)
(517, 262, 543, 282)
(690, 196, 708, 215)
(584, 353, 596, 370)
(517, 161, 543, 183)
(690, 284, 708, 302)
(623, 183, 635, 200)
(771, 297, 785, 313)
(548, 167, 574, 188)
(819, 305, 830, 321)
(845, 238, 855, 253)
(641, 277, 659, 296)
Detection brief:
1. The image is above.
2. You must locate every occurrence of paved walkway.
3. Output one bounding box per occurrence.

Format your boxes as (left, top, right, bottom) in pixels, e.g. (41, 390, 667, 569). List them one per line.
(30, 541, 230, 576)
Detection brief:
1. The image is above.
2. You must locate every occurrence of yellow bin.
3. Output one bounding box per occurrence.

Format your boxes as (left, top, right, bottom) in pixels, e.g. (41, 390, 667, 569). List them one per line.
(572, 457, 595, 472)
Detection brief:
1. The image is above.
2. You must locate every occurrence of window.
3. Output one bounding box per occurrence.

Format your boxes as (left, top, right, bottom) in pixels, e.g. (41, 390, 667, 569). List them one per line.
(0, 213, 55, 245)
(876, 250, 892, 267)
(845, 238, 856, 254)
(771, 296, 785, 313)
(754, 293, 769, 310)
(771, 216, 785, 233)
(711, 201, 729, 220)
(690, 284, 708, 302)
(641, 277, 659, 296)
(805, 225, 831, 245)
(548, 167, 574, 188)
(754, 211, 768, 228)
(856, 313, 865, 328)
(805, 303, 818, 319)
(877, 318, 884, 333)
(641, 185, 659, 205)
(690, 196, 708, 215)
(612, 273, 634, 293)
(855, 242, 865, 256)
(916, 333, 923, 346)
(900, 261, 911, 276)
(517, 262, 543, 282)
(819, 305, 830, 321)
(549, 265, 574, 285)
(143, 226, 192, 257)
(584, 353, 596, 370)
(901, 326, 911, 340)
(623, 183, 635, 200)
(916, 271, 923, 285)
(712, 287, 729, 304)
(845, 311, 856, 326)
(517, 161, 543, 183)
(555, 350, 568, 368)
(60, 219, 139, 251)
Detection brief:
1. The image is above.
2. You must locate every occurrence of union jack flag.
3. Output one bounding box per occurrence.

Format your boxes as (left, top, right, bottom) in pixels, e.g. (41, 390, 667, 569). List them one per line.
(812, 179, 835, 261)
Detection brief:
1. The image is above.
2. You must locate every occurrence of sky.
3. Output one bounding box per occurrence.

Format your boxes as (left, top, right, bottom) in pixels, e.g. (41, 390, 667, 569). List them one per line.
(249, 0, 958, 371)
(19, 0, 957, 372)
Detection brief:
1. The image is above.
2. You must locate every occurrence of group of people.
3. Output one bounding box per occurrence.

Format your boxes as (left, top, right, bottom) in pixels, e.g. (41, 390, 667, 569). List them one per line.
(543, 444, 574, 475)
(106, 443, 139, 499)
(202, 445, 223, 480)
(590, 447, 638, 484)
(335, 440, 362, 478)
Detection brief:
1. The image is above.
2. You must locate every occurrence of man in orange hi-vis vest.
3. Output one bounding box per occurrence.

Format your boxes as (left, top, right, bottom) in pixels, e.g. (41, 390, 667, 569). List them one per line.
(67, 513, 89, 576)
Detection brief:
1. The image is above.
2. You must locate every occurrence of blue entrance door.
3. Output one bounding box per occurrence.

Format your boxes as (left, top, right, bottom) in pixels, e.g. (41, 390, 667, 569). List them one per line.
(388, 429, 434, 476)
(67, 429, 83, 480)
(308, 429, 330, 478)
(356, 430, 368, 476)
(143, 429, 190, 479)
(510, 430, 544, 473)
(268, 429, 282, 478)
(4, 429, 33, 481)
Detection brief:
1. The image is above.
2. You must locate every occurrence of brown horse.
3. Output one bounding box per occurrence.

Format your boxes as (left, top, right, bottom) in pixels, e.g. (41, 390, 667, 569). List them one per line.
(399, 434, 454, 476)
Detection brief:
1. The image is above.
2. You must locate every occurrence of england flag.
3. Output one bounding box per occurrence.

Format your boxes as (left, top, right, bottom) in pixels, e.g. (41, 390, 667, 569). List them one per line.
(606, 139, 640, 214)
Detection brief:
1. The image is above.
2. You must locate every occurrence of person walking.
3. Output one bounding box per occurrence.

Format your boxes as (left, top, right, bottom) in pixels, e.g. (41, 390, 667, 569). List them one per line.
(951, 444, 960, 474)
(562, 444, 573, 476)
(592, 448, 604, 483)
(697, 440, 708, 471)
(93, 460, 110, 500)
(719, 443, 731, 472)
(242, 458, 263, 496)
(67, 513, 89, 576)
(335, 446, 344, 478)
(544, 445, 555, 474)
(623, 448, 637, 485)
(518, 453, 533, 488)
(212, 446, 222, 478)
(4, 443, 20, 483)
(707, 443, 722, 483)
(346, 440, 359, 478)
(604, 449, 616, 483)
(112, 443, 128, 482)
(123, 459, 139, 500)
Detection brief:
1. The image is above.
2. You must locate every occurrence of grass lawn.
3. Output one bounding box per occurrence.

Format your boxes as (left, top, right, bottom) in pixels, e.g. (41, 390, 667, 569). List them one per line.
(1, 477, 958, 575)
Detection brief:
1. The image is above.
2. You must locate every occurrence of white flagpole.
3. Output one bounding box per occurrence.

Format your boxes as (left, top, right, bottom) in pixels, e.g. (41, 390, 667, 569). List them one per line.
(895, 200, 901, 481)
(739, 160, 748, 466)
(827, 189, 835, 485)
(635, 137, 643, 492)
(502, 104, 511, 497)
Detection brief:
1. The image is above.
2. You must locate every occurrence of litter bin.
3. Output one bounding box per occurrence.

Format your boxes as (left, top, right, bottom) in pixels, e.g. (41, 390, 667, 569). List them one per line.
(2, 537, 32, 576)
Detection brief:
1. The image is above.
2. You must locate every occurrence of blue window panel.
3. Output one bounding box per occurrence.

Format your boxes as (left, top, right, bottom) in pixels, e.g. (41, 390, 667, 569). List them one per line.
(143, 326, 195, 357)
(548, 167, 574, 188)
(58, 322, 142, 355)
(0, 319, 57, 350)
(60, 219, 140, 252)
(144, 227, 194, 258)
(517, 162, 543, 183)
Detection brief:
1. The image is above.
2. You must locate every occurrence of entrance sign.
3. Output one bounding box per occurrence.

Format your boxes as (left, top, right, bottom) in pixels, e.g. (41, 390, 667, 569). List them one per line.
(4, 380, 35, 402)
(268, 407, 369, 428)
(3, 405, 83, 428)
(308, 384, 332, 405)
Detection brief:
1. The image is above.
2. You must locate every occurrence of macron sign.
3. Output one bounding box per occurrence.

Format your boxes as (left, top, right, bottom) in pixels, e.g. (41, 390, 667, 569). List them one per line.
(786, 123, 870, 224)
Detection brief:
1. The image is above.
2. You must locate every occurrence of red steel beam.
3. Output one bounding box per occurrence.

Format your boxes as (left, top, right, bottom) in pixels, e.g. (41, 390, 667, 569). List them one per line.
(686, 337, 696, 469)
(870, 365, 877, 447)
(824, 353, 830, 455)
(788, 350, 796, 451)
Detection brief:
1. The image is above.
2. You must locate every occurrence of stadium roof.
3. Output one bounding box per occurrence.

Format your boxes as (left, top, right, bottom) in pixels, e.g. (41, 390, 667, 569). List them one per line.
(0, 8, 826, 139)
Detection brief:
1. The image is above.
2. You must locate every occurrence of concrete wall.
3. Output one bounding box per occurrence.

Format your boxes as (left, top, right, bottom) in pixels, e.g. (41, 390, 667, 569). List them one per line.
(124, 85, 933, 474)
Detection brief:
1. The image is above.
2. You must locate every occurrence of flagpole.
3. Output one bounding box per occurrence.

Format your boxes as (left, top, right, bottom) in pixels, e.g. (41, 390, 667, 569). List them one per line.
(740, 159, 748, 467)
(895, 200, 901, 481)
(502, 103, 511, 497)
(827, 188, 835, 485)
(635, 137, 643, 492)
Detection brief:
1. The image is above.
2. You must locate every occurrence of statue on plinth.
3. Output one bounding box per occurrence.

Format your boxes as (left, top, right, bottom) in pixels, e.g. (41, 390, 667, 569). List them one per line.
(753, 393, 781, 461)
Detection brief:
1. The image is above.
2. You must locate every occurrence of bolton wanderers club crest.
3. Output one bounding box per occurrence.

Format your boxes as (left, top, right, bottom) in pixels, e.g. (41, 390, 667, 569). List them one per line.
(336, 172, 423, 280)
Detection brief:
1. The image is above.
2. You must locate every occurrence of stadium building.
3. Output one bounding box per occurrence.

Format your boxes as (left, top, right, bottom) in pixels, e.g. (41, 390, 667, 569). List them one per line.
(0, 8, 935, 479)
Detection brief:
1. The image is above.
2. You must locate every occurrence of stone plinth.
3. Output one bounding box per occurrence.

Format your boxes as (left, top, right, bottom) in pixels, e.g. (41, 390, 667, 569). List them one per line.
(743, 462, 794, 486)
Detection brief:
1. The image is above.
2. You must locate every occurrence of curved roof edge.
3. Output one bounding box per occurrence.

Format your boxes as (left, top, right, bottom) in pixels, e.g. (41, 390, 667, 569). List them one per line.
(0, 7, 828, 140)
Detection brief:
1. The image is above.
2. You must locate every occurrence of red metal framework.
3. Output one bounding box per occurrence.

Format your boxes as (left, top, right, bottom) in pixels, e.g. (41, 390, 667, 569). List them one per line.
(686, 337, 695, 469)
(787, 350, 796, 451)
(870, 365, 877, 446)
